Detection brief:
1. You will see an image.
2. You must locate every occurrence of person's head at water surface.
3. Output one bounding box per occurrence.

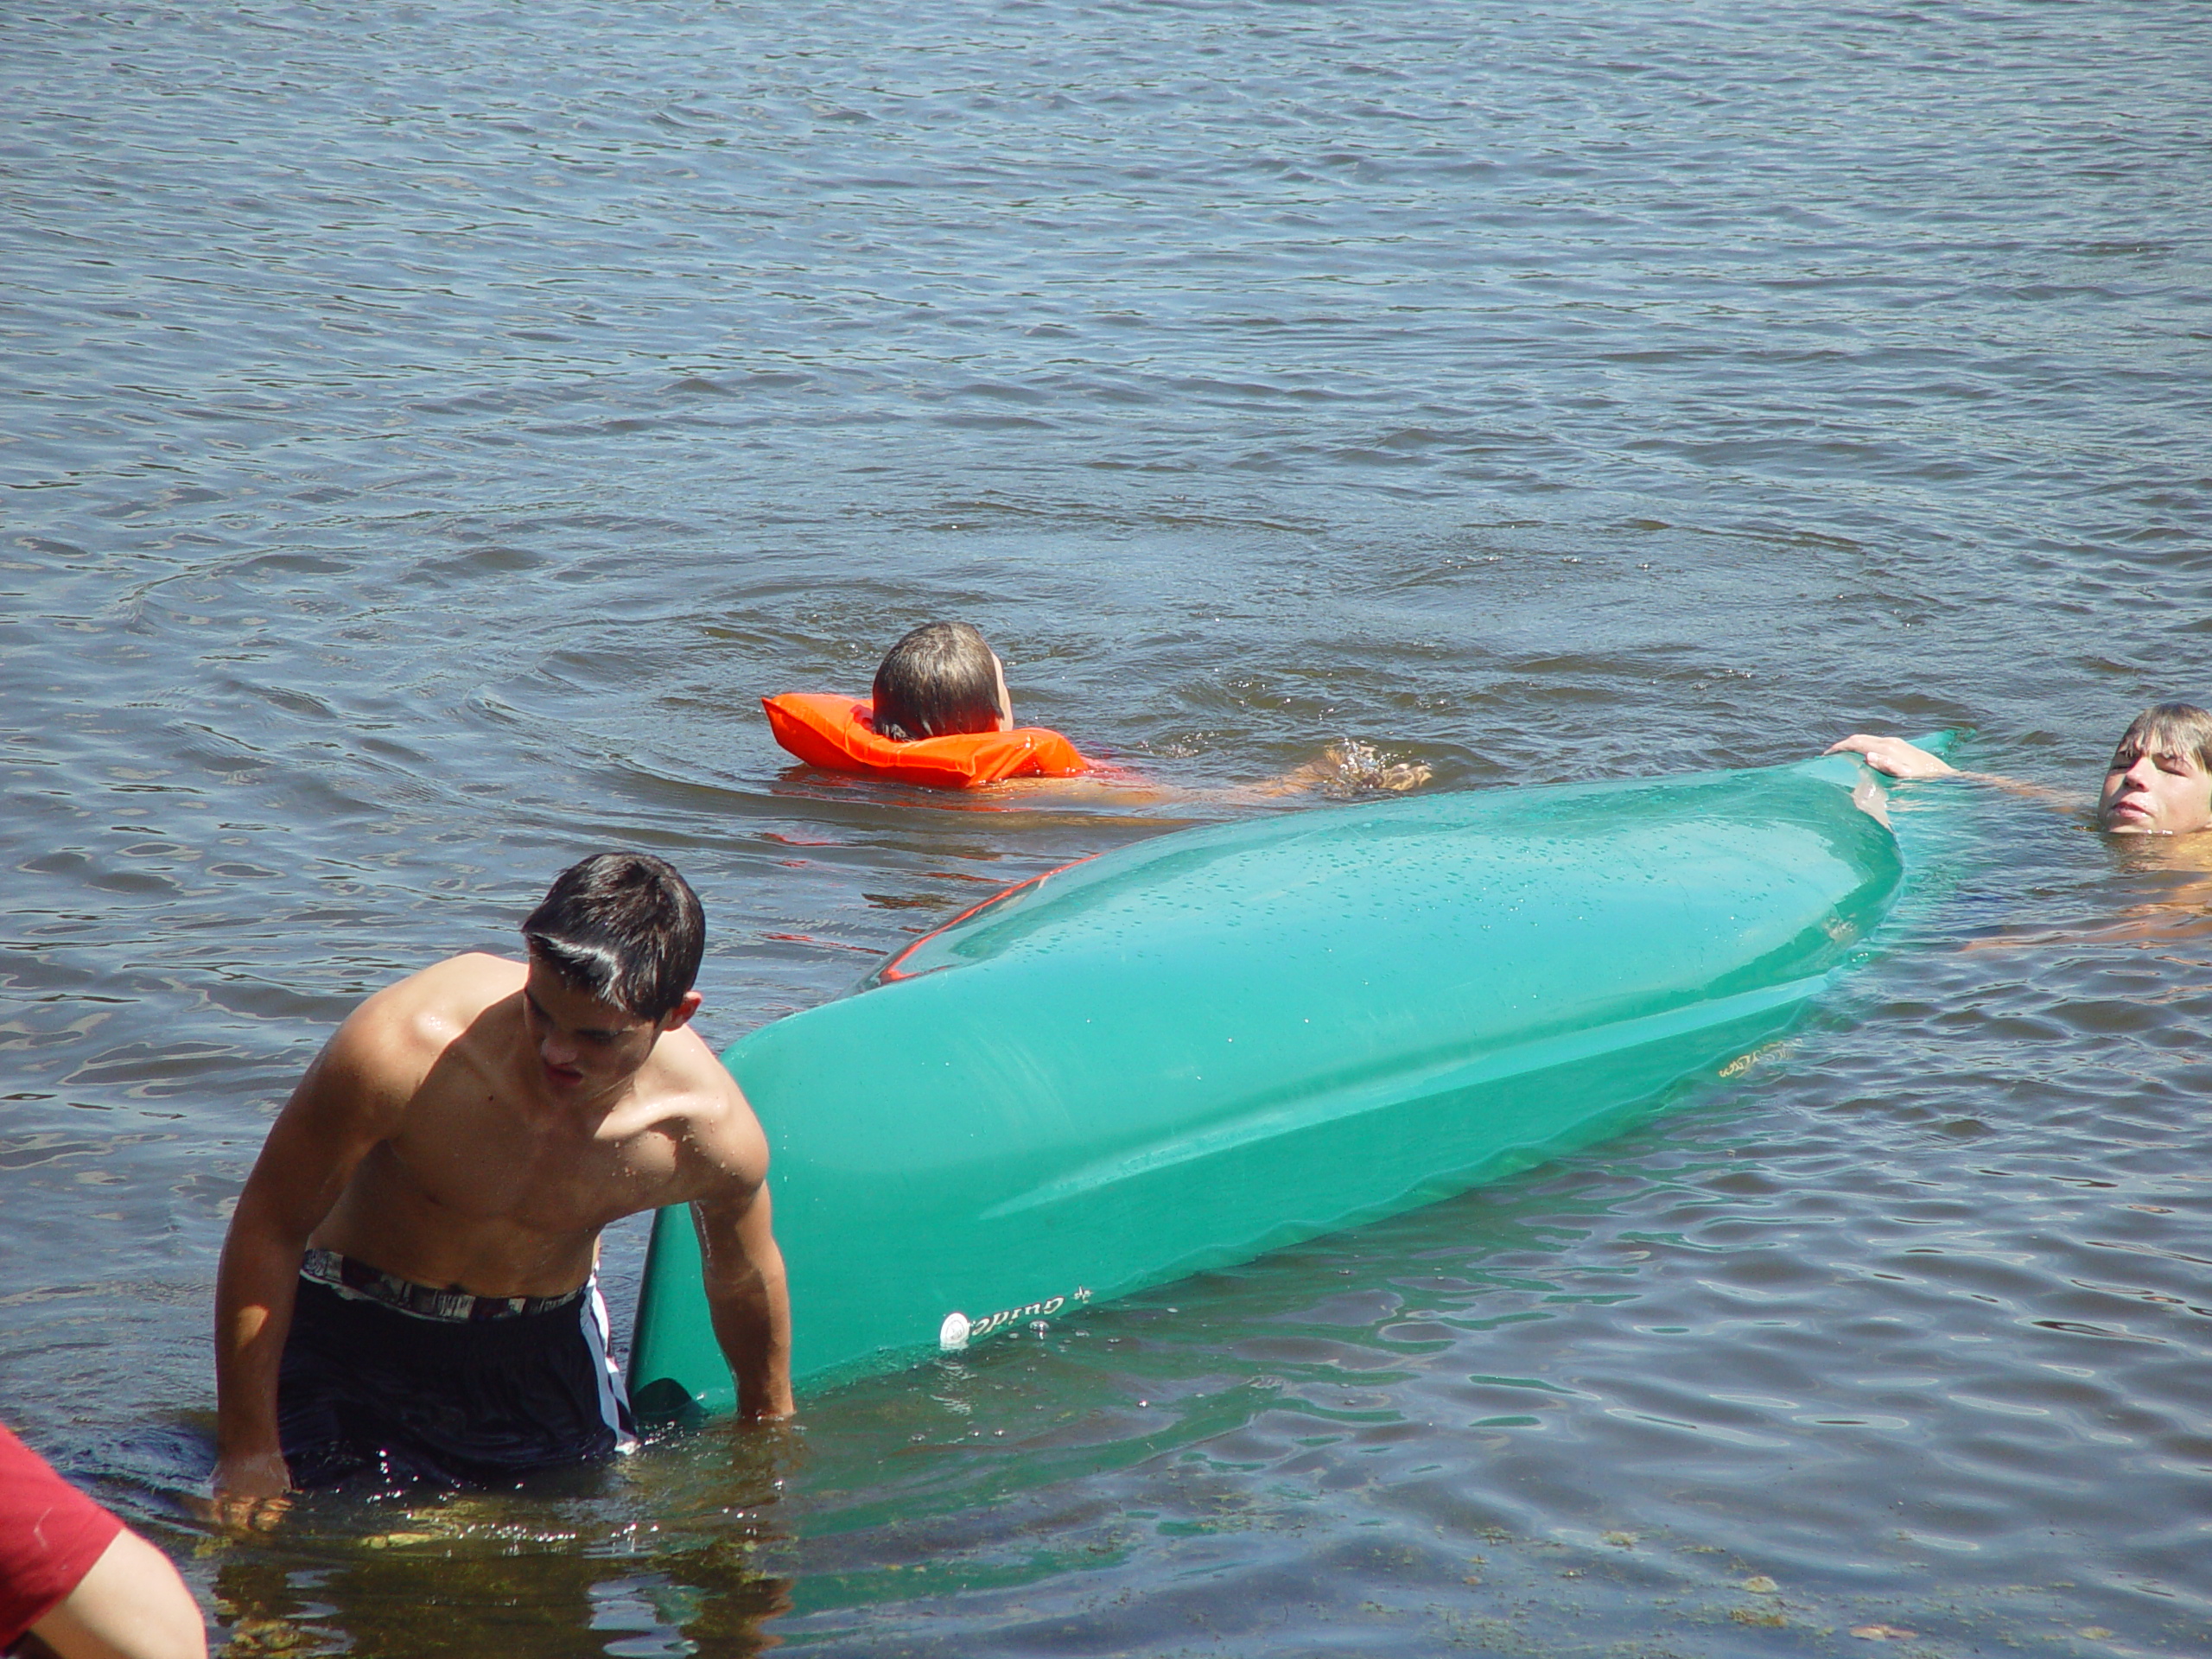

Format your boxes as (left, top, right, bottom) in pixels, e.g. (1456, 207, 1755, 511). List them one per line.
(870, 621, 1013, 742)
(522, 851, 705, 1029)
(2098, 702, 2212, 835)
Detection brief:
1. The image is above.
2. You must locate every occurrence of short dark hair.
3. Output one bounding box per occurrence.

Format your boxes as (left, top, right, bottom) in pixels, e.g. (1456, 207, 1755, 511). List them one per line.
(521, 853, 704, 1022)
(871, 621, 1001, 741)
(2110, 702, 2212, 774)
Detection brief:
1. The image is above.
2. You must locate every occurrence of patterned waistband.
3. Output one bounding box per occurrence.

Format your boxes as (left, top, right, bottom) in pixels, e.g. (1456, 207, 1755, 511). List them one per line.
(301, 1248, 588, 1323)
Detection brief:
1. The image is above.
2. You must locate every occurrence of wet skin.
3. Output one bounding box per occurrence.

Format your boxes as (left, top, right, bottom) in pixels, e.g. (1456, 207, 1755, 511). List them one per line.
(211, 951, 793, 1523)
(1830, 732, 2212, 837)
(2098, 747, 2212, 834)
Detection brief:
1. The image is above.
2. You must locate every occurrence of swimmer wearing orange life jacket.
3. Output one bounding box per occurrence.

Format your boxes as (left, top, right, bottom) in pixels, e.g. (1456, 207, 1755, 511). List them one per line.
(764, 621, 1093, 790)
(765, 620, 1433, 797)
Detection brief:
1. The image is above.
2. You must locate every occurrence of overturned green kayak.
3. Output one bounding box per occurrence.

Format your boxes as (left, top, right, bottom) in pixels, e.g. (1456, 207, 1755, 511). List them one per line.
(631, 745, 1930, 1415)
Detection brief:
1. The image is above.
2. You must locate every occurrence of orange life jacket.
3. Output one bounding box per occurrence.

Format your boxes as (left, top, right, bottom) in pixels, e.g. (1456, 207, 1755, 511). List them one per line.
(762, 694, 1091, 790)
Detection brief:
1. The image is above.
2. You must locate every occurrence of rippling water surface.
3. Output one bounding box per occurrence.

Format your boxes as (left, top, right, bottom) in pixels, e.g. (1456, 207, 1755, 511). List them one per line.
(5, 0, 2210, 1653)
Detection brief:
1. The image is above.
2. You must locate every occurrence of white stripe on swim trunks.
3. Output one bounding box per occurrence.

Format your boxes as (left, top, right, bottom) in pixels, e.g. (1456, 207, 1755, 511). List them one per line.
(582, 1276, 637, 1453)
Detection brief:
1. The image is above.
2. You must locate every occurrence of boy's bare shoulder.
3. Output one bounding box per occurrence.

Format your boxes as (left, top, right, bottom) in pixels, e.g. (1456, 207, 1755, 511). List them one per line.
(640, 1024, 768, 1185)
(331, 953, 523, 1080)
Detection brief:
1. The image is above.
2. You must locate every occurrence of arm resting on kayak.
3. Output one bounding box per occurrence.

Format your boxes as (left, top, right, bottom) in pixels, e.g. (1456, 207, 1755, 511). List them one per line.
(1827, 734, 2079, 810)
(1827, 734, 1958, 779)
(693, 1179, 794, 1421)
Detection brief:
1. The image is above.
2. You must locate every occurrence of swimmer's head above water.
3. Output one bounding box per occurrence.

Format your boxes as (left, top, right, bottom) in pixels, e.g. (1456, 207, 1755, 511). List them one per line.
(870, 620, 1013, 741)
(1827, 701, 2212, 835)
(2097, 702, 2212, 835)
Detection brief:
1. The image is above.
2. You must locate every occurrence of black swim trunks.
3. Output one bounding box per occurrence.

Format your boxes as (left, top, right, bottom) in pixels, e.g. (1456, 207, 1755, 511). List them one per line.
(277, 1249, 637, 1491)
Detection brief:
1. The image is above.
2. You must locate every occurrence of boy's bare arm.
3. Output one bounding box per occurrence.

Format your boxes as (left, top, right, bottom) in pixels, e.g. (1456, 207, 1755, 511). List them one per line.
(1827, 734, 2084, 812)
(679, 1072, 794, 1421)
(692, 1173, 794, 1422)
(212, 1008, 413, 1509)
(31, 1526, 207, 1659)
(1826, 734, 1958, 779)
(993, 740, 1433, 806)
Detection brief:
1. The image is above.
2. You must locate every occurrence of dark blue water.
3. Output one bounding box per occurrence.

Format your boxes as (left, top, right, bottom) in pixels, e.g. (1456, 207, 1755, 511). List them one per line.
(4, 0, 2209, 1652)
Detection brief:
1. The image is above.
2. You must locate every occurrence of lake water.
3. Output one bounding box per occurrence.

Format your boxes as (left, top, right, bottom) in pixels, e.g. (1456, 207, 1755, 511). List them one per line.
(4, 0, 2209, 1652)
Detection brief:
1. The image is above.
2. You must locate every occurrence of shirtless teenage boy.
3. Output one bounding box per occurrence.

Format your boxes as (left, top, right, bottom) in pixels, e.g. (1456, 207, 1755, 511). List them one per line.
(1828, 702, 2212, 836)
(213, 853, 791, 1509)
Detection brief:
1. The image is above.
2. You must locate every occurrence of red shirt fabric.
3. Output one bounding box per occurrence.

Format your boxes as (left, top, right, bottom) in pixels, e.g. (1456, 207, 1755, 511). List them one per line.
(0, 1424, 122, 1645)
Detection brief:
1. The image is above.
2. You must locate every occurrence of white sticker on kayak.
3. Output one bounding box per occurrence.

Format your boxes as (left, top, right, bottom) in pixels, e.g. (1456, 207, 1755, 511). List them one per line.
(941, 1287, 1092, 1352)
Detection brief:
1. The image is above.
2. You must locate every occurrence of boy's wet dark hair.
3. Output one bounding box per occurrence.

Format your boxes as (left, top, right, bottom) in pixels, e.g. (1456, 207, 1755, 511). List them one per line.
(2108, 702, 2212, 774)
(522, 852, 704, 1022)
(871, 620, 1003, 741)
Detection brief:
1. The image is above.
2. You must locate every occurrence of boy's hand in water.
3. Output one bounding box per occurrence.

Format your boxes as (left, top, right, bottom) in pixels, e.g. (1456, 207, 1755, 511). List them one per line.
(1273, 740, 1433, 798)
(1320, 740, 1433, 796)
(1826, 734, 1957, 779)
(203, 1451, 293, 1532)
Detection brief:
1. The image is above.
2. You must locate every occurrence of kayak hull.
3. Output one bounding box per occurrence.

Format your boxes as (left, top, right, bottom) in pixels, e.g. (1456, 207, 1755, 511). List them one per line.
(633, 751, 1904, 1413)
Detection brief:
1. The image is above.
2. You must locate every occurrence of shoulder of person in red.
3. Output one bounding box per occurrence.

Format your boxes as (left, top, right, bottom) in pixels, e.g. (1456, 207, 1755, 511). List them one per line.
(0, 1422, 124, 1645)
